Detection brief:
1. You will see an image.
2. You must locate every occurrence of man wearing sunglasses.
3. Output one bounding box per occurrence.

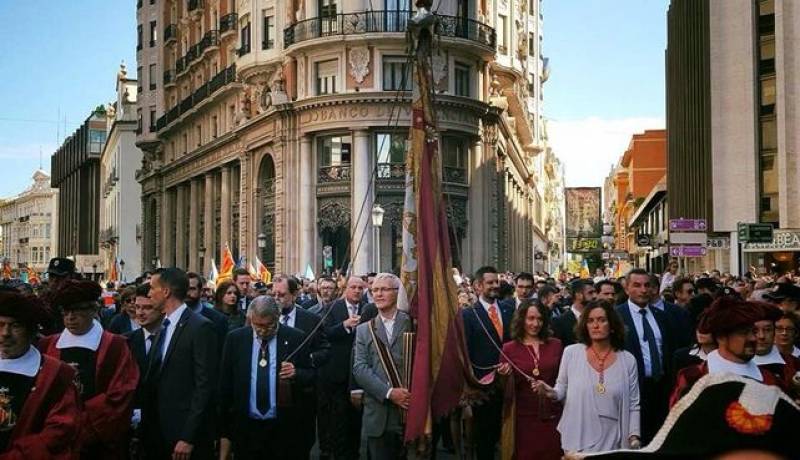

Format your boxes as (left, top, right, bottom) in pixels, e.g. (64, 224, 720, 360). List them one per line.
(672, 277, 696, 309)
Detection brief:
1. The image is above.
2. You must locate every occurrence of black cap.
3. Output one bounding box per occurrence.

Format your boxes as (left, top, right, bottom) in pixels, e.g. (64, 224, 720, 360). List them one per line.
(764, 282, 800, 302)
(46, 258, 75, 277)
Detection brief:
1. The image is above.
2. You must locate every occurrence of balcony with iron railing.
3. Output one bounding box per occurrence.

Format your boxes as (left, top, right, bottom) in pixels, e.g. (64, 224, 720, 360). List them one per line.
(201, 30, 220, 54)
(165, 24, 178, 44)
(284, 10, 495, 51)
(318, 165, 352, 183)
(156, 64, 237, 131)
(164, 69, 177, 87)
(220, 12, 238, 36)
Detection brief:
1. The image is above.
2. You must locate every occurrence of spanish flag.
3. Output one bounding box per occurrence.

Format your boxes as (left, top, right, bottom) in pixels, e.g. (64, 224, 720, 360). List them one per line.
(255, 256, 272, 283)
(217, 243, 235, 285)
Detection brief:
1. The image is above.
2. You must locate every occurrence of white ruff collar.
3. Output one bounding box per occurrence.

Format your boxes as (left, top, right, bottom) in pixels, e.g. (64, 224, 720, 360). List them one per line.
(707, 350, 763, 382)
(56, 320, 103, 351)
(752, 345, 786, 366)
(0, 346, 41, 377)
(792, 346, 800, 358)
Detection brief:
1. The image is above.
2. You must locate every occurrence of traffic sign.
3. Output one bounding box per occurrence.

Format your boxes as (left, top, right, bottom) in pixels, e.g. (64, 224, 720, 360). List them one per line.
(737, 223, 774, 243)
(669, 218, 707, 232)
(636, 234, 651, 247)
(670, 245, 707, 257)
(323, 245, 333, 269)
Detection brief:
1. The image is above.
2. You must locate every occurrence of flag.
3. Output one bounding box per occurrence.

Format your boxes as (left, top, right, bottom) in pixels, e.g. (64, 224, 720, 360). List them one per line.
(304, 263, 315, 281)
(580, 259, 591, 279)
(28, 268, 41, 285)
(247, 263, 258, 282)
(208, 258, 219, 289)
(108, 258, 118, 282)
(255, 257, 272, 283)
(402, 24, 472, 442)
(236, 255, 246, 269)
(218, 243, 235, 285)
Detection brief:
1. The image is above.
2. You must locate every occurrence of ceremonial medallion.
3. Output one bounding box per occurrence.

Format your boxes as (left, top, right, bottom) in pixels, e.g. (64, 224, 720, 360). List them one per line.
(596, 383, 606, 394)
(259, 358, 268, 368)
(532, 368, 540, 377)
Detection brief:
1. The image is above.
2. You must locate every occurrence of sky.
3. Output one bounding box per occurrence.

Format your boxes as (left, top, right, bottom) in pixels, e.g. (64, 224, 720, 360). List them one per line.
(0, 1, 667, 197)
(542, 0, 669, 187)
(0, 1, 136, 198)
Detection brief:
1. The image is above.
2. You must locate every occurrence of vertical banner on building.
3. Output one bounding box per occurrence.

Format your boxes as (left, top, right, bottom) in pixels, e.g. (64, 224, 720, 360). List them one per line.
(565, 187, 602, 253)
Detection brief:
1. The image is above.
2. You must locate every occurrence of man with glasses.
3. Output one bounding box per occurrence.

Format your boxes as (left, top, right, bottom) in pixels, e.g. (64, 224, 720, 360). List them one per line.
(38, 279, 139, 458)
(672, 277, 696, 309)
(752, 302, 800, 399)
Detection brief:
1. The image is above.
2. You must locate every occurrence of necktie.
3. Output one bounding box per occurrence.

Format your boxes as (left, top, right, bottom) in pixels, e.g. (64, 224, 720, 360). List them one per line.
(488, 305, 503, 341)
(639, 309, 663, 379)
(149, 318, 171, 371)
(256, 340, 271, 414)
(145, 334, 155, 355)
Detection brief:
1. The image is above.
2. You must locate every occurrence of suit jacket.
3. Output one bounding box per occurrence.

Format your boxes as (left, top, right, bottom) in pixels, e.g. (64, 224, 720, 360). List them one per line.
(658, 301, 693, 349)
(191, 301, 229, 354)
(462, 300, 514, 379)
(352, 310, 412, 438)
(142, 307, 219, 448)
(552, 309, 578, 346)
(616, 302, 677, 384)
(320, 298, 374, 384)
(124, 328, 149, 409)
(217, 325, 314, 440)
(108, 313, 135, 335)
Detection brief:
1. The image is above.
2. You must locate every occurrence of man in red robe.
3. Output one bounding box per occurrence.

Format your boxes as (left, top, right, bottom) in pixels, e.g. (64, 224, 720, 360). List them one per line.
(670, 297, 780, 407)
(0, 287, 81, 459)
(38, 280, 139, 459)
(752, 302, 800, 399)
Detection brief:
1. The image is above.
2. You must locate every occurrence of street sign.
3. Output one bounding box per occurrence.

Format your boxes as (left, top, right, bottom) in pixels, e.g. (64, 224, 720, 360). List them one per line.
(323, 245, 333, 269)
(737, 223, 774, 243)
(669, 218, 707, 232)
(670, 232, 707, 245)
(636, 234, 651, 247)
(670, 245, 707, 257)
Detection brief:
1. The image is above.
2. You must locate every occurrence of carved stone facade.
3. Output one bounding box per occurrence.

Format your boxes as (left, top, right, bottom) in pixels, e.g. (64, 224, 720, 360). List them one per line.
(135, 0, 556, 276)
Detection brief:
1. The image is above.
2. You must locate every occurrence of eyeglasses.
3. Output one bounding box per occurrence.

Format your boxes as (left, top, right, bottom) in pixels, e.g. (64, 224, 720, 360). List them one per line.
(371, 287, 399, 294)
(776, 326, 797, 334)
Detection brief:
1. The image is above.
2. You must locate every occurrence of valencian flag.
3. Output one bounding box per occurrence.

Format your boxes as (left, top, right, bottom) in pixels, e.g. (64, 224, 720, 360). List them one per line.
(402, 12, 471, 442)
(255, 256, 272, 283)
(580, 259, 591, 279)
(217, 243, 235, 286)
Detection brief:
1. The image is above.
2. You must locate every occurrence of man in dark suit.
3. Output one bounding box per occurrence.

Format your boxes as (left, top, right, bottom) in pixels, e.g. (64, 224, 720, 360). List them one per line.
(108, 286, 139, 334)
(273, 275, 331, 459)
(552, 279, 595, 346)
(649, 274, 693, 349)
(616, 268, 677, 444)
(319, 276, 373, 459)
(307, 276, 338, 317)
(186, 272, 229, 348)
(461, 266, 514, 460)
(142, 268, 219, 460)
(218, 296, 314, 460)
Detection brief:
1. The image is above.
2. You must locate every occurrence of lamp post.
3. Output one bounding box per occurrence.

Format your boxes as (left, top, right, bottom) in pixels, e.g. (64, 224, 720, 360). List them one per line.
(198, 247, 205, 273)
(371, 203, 385, 272)
(257, 233, 267, 265)
(119, 260, 125, 282)
(92, 263, 97, 282)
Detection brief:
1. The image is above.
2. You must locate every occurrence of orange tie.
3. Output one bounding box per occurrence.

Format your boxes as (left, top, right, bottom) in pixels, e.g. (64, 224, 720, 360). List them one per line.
(488, 304, 503, 340)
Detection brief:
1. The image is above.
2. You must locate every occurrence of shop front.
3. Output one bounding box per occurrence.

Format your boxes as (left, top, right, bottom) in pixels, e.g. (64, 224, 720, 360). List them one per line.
(742, 229, 800, 275)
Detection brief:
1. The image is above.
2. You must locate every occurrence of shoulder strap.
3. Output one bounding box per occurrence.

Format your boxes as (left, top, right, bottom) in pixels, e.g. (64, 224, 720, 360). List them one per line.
(368, 318, 403, 389)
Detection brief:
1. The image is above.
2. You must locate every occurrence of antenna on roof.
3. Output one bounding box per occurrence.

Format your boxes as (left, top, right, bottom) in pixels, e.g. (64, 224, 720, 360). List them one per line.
(39, 146, 43, 170)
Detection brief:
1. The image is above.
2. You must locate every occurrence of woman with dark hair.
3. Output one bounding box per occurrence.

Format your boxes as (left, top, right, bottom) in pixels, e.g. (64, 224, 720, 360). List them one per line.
(536, 300, 641, 453)
(214, 280, 244, 331)
(497, 300, 563, 460)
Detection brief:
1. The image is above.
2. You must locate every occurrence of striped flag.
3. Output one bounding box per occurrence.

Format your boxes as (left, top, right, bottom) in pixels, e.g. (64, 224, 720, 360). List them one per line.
(217, 243, 235, 285)
(255, 257, 272, 283)
(208, 259, 219, 289)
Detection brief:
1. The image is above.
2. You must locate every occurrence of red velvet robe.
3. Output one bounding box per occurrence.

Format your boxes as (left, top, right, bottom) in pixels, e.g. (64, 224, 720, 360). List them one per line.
(669, 361, 779, 408)
(38, 331, 139, 459)
(759, 352, 800, 399)
(0, 354, 80, 460)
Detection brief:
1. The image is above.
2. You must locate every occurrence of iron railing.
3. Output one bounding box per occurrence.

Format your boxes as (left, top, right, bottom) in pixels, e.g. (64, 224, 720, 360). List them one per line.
(318, 165, 352, 183)
(156, 64, 237, 131)
(443, 166, 467, 184)
(220, 12, 238, 35)
(284, 10, 495, 49)
(163, 69, 176, 86)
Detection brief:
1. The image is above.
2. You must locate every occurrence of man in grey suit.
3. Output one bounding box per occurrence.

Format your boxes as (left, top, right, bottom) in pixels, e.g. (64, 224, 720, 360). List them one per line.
(353, 272, 412, 460)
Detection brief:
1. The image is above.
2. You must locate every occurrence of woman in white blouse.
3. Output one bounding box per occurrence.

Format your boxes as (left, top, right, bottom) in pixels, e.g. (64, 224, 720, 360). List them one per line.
(536, 300, 641, 453)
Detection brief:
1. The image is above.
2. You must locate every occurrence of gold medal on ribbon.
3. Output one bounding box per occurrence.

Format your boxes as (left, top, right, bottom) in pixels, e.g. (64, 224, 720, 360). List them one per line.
(259, 358, 268, 368)
(532, 368, 540, 377)
(596, 383, 606, 394)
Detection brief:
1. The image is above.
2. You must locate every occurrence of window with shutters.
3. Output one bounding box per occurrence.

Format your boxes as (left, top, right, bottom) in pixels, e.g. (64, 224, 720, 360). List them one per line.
(315, 59, 338, 95)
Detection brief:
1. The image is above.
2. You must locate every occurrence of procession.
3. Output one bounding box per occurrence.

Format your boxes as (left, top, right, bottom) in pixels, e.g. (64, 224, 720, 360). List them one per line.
(3, 0, 800, 458)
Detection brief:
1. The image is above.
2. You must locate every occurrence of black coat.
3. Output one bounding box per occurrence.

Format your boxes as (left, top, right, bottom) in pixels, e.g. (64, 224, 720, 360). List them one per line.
(552, 309, 578, 346)
(193, 302, 229, 354)
(141, 308, 219, 451)
(124, 328, 148, 410)
(108, 313, 135, 335)
(615, 302, 678, 384)
(660, 301, 694, 349)
(320, 298, 376, 385)
(217, 325, 313, 441)
(462, 300, 514, 379)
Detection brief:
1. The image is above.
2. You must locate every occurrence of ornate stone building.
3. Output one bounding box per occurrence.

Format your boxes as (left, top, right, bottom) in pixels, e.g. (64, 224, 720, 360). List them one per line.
(137, 0, 552, 276)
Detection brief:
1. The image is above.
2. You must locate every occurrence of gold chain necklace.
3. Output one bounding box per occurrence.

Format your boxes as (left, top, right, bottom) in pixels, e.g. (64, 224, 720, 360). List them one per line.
(524, 341, 541, 377)
(589, 345, 612, 394)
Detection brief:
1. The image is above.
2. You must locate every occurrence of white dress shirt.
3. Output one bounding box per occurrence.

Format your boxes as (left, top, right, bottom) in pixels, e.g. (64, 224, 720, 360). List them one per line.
(380, 310, 398, 342)
(345, 300, 360, 334)
(627, 300, 663, 378)
(570, 305, 582, 320)
(143, 328, 156, 355)
(707, 350, 763, 381)
(161, 303, 188, 361)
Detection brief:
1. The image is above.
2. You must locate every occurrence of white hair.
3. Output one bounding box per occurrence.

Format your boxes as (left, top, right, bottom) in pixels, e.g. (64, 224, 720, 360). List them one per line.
(247, 295, 280, 320)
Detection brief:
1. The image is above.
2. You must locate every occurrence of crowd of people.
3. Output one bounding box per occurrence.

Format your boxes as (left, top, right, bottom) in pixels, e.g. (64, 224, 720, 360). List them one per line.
(0, 255, 799, 459)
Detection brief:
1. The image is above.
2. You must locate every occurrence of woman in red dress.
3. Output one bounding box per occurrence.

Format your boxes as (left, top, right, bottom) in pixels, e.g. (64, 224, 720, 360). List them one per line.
(498, 299, 563, 460)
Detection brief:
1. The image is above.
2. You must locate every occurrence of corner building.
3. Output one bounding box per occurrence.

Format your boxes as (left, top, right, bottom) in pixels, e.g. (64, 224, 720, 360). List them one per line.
(138, 0, 549, 276)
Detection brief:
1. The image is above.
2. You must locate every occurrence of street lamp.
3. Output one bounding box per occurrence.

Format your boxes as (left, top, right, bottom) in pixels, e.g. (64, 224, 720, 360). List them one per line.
(257, 233, 267, 266)
(371, 203, 385, 272)
(198, 247, 205, 273)
(119, 260, 125, 282)
(92, 263, 97, 281)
